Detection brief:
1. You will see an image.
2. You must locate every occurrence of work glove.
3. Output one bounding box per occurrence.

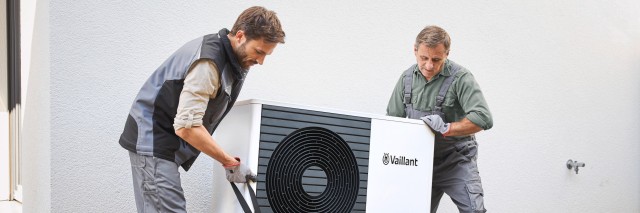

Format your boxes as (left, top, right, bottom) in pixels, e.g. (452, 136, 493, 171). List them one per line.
(224, 157, 257, 183)
(420, 115, 451, 136)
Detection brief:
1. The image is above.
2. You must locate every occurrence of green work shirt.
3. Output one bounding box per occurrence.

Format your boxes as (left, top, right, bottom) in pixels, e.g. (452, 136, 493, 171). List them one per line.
(386, 60, 493, 130)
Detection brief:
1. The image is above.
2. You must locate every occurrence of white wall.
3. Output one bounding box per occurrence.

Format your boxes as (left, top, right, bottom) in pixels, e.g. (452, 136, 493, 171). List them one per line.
(21, 0, 51, 212)
(21, 1, 639, 212)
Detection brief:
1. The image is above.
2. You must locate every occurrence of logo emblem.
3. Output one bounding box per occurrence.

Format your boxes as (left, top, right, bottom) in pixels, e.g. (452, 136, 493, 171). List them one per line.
(382, 153, 389, 165)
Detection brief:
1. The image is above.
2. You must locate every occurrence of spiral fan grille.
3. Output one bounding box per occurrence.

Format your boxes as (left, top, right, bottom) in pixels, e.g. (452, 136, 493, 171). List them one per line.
(267, 127, 359, 212)
(256, 105, 370, 213)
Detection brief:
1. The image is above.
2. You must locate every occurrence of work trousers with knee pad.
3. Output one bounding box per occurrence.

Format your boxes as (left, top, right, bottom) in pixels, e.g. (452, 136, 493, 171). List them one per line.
(129, 151, 187, 213)
(431, 140, 486, 213)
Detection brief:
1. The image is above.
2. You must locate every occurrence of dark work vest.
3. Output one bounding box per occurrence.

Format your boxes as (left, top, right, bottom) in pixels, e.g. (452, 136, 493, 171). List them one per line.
(119, 28, 247, 171)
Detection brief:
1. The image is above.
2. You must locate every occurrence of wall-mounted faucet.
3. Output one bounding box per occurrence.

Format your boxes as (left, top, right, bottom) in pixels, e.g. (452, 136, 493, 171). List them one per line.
(566, 159, 585, 174)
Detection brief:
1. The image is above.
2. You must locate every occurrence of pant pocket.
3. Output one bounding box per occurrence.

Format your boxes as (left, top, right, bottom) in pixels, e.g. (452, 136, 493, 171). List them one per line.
(129, 151, 146, 168)
(465, 182, 486, 212)
(142, 180, 160, 212)
(455, 141, 478, 161)
(143, 180, 157, 193)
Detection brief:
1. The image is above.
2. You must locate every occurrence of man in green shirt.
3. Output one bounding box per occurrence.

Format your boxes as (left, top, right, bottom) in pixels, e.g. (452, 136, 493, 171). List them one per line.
(387, 25, 492, 213)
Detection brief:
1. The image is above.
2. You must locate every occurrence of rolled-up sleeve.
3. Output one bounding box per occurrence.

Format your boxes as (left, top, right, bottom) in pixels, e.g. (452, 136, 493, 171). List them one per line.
(173, 59, 220, 131)
(455, 72, 493, 130)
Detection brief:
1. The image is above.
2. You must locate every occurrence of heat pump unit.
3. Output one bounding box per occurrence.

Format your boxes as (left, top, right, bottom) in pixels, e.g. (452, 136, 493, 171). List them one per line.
(212, 100, 434, 213)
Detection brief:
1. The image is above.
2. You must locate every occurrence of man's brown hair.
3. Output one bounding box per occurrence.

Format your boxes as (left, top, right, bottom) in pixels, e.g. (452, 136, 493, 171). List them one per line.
(415, 25, 450, 54)
(231, 6, 286, 44)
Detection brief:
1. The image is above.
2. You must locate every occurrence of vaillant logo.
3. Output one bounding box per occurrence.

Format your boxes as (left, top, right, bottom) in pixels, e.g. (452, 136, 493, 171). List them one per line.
(382, 153, 418, 166)
(382, 153, 390, 165)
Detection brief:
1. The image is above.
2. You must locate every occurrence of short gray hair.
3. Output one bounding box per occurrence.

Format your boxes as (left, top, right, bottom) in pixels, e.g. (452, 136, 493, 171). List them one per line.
(415, 25, 450, 53)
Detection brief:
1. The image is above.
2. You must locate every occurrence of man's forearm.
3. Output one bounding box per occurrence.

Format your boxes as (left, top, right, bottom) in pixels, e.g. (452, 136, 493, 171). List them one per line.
(175, 125, 236, 166)
(446, 117, 483, 137)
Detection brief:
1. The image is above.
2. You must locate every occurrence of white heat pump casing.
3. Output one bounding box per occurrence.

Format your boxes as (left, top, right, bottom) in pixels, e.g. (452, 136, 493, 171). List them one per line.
(212, 99, 434, 212)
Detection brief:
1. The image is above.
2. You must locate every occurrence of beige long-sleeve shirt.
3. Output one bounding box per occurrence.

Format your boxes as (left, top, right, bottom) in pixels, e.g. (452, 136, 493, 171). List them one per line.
(173, 59, 220, 130)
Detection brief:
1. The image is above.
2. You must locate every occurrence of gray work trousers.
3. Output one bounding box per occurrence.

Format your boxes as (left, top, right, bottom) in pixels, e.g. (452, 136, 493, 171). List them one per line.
(129, 151, 187, 213)
(431, 140, 486, 213)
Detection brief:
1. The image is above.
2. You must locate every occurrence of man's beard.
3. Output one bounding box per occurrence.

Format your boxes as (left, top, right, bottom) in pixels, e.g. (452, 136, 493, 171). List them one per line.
(234, 43, 256, 69)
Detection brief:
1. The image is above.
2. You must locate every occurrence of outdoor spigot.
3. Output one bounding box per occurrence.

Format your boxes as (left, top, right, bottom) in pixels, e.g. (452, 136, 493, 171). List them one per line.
(566, 159, 585, 174)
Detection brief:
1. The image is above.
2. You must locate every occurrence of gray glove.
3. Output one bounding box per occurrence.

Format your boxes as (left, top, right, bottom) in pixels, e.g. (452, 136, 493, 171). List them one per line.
(224, 157, 257, 183)
(420, 115, 451, 135)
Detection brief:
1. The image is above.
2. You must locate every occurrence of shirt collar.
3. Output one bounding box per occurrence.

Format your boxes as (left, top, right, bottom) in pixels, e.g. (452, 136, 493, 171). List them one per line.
(413, 59, 452, 78)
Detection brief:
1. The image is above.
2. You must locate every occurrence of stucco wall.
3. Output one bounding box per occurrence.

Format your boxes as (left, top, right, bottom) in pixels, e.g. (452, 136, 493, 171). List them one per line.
(21, 1, 640, 212)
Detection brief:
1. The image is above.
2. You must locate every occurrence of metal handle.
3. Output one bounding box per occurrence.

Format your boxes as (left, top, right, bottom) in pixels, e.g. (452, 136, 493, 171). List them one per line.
(566, 159, 585, 174)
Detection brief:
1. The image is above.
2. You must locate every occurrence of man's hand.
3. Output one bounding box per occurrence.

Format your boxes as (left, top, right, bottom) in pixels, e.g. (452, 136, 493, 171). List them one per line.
(421, 115, 451, 136)
(224, 157, 257, 183)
